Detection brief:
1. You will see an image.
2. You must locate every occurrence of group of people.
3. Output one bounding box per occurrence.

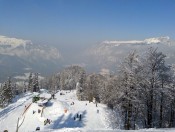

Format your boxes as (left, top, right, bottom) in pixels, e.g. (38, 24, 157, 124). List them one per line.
(44, 118, 51, 125)
(70, 101, 74, 105)
(74, 113, 82, 121)
(33, 109, 41, 114)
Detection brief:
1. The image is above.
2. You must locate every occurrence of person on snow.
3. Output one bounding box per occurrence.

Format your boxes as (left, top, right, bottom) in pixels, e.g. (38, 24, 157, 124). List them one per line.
(79, 114, 82, 121)
(52, 94, 55, 99)
(44, 120, 47, 125)
(36, 127, 40, 131)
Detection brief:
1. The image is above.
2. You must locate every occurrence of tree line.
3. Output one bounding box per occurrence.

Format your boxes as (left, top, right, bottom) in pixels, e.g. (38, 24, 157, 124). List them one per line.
(0, 73, 39, 108)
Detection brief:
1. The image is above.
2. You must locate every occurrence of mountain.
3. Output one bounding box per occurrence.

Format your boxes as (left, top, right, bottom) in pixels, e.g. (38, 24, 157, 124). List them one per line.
(1, 35, 175, 81)
(0, 36, 62, 81)
(85, 36, 175, 73)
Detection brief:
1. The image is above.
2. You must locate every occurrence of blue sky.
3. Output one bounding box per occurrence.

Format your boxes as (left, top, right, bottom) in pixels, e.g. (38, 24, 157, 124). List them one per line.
(0, 0, 175, 49)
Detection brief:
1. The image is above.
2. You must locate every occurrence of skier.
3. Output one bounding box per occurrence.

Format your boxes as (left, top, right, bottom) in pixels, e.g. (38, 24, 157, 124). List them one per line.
(47, 118, 51, 124)
(77, 113, 79, 118)
(44, 120, 47, 125)
(79, 114, 82, 121)
(52, 94, 55, 99)
(36, 127, 40, 131)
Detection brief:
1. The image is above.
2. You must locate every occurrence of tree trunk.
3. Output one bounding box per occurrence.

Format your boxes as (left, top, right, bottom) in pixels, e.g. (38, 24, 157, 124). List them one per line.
(147, 90, 153, 128)
(159, 92, 163, 128)
(169, 102, 174, 127)
(124, 108, 128, 130)
(127, 101, 132, 130)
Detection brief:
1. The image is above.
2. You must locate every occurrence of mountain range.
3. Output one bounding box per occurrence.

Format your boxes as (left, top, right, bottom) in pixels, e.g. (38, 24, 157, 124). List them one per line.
(0, 36, 61, 81)
(0, 35, 175, 81)
(85, 36, 175, 73)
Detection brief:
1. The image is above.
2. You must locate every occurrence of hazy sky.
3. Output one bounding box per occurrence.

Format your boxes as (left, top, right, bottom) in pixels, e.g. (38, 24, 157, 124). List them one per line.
(0, 0, 175, 51)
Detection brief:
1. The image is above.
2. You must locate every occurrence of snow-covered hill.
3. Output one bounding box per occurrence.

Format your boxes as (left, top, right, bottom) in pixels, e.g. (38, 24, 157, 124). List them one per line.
(0, 90, 119, 131)
(1, 90, 175, 131)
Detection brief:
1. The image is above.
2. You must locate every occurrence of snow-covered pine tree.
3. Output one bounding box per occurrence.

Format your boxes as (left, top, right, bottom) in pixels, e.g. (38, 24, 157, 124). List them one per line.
(76, 71, 86, 100)
(33, 73, 39, 92)
(0, 83, 4, 107)
(28, 72, 33, 92)
(2, 77, 13, 105)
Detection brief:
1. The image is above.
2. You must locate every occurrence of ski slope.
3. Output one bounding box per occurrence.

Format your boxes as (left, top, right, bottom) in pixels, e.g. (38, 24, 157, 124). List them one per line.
(1, 90, 175, 132)
(0, 93, 33, 131)
(0, 90, 118, 131)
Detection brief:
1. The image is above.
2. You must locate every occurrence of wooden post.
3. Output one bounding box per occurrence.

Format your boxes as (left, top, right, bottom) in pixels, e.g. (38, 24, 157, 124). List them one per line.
(16, 117, 19, 132)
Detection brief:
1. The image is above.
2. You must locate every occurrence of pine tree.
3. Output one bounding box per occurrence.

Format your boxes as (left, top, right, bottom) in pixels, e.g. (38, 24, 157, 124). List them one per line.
(33, 73, 39, 92)
(28, 72, 33, 92)
(76, 71, 86, 100)
(0, 84, 4, 107)
(2, 78, 13, 105)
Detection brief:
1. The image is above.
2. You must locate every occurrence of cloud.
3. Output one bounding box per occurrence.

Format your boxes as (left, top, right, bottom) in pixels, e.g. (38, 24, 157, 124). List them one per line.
(0, 35, 32, 48)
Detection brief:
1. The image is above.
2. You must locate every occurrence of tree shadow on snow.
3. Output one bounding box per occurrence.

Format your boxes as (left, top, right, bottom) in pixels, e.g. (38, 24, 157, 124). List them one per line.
(0, 93, 33, 119)
(47, 110, 87, 129)
(0, 102, 26, 119)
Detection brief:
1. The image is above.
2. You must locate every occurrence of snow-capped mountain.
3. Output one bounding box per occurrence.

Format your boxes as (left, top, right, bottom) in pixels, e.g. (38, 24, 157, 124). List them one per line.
(86, 36, 175, 72)
(0, 36, 60, 60)
(0, 36, 62, 81)
(102, 36, 171, 45)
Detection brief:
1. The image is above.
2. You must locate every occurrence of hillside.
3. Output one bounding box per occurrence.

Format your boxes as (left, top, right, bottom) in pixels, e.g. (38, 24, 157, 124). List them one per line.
(0, 90, 119, 131)
(1, 90, 175, 131)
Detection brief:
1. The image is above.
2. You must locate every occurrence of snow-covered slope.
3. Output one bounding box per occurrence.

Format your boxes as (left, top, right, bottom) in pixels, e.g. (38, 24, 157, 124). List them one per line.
(0, 93, 33, 131)
(1, 90, 175, 131)
(0, 90, 119, 131)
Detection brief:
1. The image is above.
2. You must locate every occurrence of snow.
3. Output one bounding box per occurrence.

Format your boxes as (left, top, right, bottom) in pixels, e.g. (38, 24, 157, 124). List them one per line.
(102, 36, 170, 46)
(0, 92, 33, 131)
(0, 35, 32, 48)
(1, 90, 175, 131)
